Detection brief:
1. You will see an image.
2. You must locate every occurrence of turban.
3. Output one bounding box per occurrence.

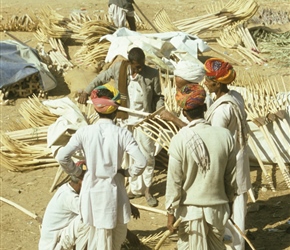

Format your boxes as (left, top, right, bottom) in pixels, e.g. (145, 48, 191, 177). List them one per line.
(175, 84, 206, 110)
(91, 83, 121, 114)
(204, 58, 236, 84)
(174, 60, 205, 83)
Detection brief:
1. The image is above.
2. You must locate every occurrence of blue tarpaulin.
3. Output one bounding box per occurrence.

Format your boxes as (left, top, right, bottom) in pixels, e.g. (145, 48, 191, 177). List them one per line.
(0, 40, 57, 91)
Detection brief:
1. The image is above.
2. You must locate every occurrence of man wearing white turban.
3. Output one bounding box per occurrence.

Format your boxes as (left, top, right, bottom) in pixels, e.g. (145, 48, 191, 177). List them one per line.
(174, 60, 205, 88)
(160, 60, 209, 128)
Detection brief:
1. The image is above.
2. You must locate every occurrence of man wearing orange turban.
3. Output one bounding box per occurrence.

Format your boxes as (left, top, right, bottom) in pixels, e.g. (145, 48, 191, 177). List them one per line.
(204, 58, 252, 250)
(165, 83, 237, 250)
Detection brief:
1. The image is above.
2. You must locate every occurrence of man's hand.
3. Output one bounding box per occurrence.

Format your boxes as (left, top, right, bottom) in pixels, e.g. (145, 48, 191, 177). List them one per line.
(126, 229, 140, 247)
(130, 204, 140, 219)
(167, 213, 176, 233)
(117, 168, 130, 177)
(159, 110, 176, 122)
(78, 92, 89, 104)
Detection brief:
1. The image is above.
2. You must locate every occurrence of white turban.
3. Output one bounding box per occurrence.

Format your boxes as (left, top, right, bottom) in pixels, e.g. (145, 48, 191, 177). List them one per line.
(174, 60, 205, 83)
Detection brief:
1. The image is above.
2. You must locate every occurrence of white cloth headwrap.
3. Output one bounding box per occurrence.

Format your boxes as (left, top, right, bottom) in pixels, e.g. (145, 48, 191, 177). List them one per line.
(174, 60, 205, 83)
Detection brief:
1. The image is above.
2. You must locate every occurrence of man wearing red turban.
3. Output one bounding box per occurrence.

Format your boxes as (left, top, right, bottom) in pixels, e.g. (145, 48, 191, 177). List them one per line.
(56, 84, 147, 249)
(204, 58, 252, 250)
(165, 83, 237, 250)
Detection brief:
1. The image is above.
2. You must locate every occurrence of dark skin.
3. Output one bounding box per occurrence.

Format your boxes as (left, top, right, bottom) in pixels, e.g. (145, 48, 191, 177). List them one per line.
(159, 76, 198, 129)
(77, 60, 145, 105)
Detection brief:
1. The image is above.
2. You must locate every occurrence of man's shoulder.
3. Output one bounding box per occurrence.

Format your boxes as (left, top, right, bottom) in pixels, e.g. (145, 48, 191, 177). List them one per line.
(142, 64, 159, 76)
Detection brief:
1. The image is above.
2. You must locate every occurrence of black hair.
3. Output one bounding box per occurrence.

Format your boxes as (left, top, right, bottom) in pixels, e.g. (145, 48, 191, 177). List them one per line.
(184, 104, 206, 120)
(95, 88, 118, 119)
(128, 47, 145, 63)
(96, 88, 114, 99)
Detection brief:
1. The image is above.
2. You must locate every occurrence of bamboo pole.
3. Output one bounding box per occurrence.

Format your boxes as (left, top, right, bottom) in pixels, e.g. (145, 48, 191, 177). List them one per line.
(155, 218, 182, 250)
(0, 196, 42, 223)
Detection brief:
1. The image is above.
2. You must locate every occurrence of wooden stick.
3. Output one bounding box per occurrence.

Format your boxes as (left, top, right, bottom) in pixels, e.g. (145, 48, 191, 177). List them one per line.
(248, 134, 276, 192)
(229, 218, 256, 250)
(0, 196, 42, 223)
(133, 2, 159, 32)
(155, 218, 182, 250)
(130, 203, 167, 215)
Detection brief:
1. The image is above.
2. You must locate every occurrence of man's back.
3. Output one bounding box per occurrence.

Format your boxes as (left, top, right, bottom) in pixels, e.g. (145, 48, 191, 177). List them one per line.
(167, 121, 236, 207)
(39, 183, 79, 250)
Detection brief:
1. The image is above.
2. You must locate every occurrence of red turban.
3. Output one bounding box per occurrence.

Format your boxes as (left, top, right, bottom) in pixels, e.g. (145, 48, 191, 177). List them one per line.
(204, 58, 236, 84)
(175, 84, 206, 110)
(91, 83, 120, 114)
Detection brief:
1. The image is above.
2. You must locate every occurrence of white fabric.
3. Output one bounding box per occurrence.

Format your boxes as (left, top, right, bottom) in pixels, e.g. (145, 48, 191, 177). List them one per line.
(205, 91, 251, 250)
(224, 193, 248, 250)
(129, 126, 156, 194)
(205, 91, 252, 195)
(86, 223, 127, 250)
(56, 119, 146, 229)
(108, 4, 128, 28)
(180, 119, 210, 175)
(55, 215, 90, 250)
(44, 97, 88, 147)
(100, 28, 210, 68)
(127, 73, 145, 125)
(118, 70, 156, 195)
(39, 183, 80, 250)
(177, 204, 229, 250)
(174, 60, 205, 83)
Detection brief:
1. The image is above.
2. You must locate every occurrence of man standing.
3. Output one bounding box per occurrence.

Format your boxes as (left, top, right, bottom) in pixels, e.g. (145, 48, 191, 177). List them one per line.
(159, 60, 206, 128)
(165, 84, 237, 249)
(56, 84, 147, 249)
(108, 0, 136, 31)
(204, 58, 252, 250)
(78, 47, 164, 207)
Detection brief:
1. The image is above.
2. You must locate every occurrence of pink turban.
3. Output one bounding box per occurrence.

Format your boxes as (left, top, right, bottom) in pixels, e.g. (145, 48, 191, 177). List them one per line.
(204, 58, 236, 84)
(175, 84, 206, 110)
(91, 83, 120, 114)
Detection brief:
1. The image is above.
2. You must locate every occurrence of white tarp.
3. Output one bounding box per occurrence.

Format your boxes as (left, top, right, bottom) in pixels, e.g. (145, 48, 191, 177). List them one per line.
(100, 27, 210, 70)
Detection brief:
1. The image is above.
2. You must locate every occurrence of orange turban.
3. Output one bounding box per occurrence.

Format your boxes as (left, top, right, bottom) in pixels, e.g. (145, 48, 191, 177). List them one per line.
(204, 58, 236, 84)
(91, 83, 121, 114)
(175, 84, 206, 110)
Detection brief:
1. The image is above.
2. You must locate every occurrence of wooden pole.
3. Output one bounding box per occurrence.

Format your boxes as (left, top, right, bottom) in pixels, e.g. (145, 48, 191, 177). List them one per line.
(133, 2, 159, 32)
(0, 196, 42, 223)
(229, 218, 256, 250)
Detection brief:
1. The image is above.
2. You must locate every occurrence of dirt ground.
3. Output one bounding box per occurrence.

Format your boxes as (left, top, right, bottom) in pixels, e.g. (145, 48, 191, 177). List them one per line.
(1, 0, 290, 249)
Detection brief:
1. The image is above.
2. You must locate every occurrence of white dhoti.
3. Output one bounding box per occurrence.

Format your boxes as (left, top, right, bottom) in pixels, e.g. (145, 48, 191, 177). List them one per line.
(86, 223, 127, 250)
(129, 127, 155, 195)
(108, 4, 134, 28)
(55, 215, 90, 250)
(224, 193, 248, 250)
(177, 204, 229, 250)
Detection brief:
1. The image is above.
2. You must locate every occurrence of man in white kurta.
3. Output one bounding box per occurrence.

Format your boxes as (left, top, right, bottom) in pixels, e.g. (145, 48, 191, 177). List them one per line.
(204, 58, 252, 250)
(78, 47, 164, 207)
(39, 178, 89, 250)
(165, 84, 237, 250)
(56, 84, 147, 249)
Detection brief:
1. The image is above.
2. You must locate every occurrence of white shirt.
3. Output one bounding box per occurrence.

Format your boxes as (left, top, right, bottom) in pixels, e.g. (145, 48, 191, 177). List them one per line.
(39, 183, 79, 250)
(56, 118, 146, 229)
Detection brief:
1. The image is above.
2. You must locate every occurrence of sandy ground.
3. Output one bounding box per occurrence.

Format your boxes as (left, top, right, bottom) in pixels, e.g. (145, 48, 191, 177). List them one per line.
(1, 0, 290, 249)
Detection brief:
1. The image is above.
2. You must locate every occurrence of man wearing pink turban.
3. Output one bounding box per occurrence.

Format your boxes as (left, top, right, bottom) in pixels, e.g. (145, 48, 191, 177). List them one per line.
(204, 58, 252, 250)
(165, 83, 237, 250)
(56, 84, 147, 249)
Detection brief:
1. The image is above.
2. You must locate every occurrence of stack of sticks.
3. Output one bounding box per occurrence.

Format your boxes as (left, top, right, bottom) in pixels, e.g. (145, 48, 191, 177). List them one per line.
(217, 22, 267, 65)
(0, 14, 37, 32)
(234, 74, 290, 190)
(153, 0, 258, 35)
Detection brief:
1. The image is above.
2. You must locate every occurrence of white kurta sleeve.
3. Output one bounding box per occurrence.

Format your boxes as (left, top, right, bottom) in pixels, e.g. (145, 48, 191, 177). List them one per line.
(55, 131, 83, 177)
